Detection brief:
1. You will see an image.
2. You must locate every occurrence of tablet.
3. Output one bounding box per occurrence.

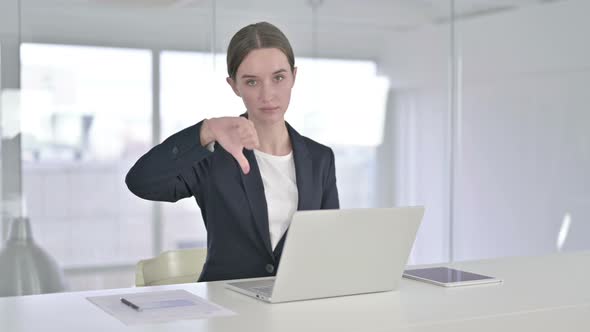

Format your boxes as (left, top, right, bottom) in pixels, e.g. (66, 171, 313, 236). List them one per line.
(403, 267, 502, 287)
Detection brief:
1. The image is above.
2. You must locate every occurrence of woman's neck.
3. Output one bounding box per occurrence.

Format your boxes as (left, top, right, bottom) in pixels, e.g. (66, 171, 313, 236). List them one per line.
(252, 120, 291, 156)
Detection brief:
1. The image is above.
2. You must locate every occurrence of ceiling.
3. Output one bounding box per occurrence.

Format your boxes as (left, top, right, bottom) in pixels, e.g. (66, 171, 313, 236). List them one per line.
(20, 0, 565, 31)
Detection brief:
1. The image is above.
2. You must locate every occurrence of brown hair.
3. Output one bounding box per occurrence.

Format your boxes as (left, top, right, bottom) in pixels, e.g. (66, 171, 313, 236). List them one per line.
(226, 22, 295, 80)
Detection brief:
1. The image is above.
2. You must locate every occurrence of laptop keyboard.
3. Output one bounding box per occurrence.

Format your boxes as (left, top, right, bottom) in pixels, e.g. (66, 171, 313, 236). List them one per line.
(250, 285, 274, 297)
(227, 279, 276, 298)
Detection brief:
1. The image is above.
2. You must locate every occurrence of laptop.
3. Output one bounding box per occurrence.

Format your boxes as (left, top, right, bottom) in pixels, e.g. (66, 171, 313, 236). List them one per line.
(225, 207, 424, 303)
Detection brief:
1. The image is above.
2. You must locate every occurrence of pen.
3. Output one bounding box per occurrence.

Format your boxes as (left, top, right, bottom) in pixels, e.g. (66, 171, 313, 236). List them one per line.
(120, 297, 142, 312)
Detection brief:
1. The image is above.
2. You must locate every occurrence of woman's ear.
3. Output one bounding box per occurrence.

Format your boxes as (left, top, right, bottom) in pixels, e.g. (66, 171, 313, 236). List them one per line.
(226, 77, 241, 97)
(292, 67, 298, 86)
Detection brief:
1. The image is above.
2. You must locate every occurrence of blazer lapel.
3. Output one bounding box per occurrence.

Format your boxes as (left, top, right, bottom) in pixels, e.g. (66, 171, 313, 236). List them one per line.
(287, 123, 314, 211)
(240, 149, 274, 258)
(272, 124, 313, 257)
(238, 118, 314, 259)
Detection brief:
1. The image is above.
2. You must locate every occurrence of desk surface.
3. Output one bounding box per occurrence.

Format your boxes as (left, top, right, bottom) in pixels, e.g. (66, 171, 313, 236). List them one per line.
(1, 251, 589, 332)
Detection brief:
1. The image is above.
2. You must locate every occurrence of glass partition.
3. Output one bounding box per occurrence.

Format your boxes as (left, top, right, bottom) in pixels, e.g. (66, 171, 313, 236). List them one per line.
(2, 0, 453, 291)
(452, 0, 590, 260)
(5, 0, 585, 293)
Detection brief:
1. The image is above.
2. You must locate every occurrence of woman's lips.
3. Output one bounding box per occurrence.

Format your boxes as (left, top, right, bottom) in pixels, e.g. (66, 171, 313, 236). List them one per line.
(259, 106, 280, 113)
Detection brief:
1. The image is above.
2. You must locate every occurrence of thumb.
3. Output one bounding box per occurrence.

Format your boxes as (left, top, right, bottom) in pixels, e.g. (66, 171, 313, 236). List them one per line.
(233, 150, 251, 174)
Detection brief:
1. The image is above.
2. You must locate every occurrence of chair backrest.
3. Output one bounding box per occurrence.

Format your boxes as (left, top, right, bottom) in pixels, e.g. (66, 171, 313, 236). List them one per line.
(135, 248, 207, 287)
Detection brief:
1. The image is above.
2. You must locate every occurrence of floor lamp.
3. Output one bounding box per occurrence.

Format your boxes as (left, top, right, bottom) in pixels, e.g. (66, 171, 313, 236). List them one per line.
(0, 216, 66, 297)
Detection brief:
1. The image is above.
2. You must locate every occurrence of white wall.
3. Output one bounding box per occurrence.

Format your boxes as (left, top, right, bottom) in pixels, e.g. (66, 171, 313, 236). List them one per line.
(381, 0, 590, 262)
(453, 0, 590, 260)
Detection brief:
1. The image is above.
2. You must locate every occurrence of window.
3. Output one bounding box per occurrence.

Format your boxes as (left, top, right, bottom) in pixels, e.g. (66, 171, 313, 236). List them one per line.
(20, 44, 153, 269)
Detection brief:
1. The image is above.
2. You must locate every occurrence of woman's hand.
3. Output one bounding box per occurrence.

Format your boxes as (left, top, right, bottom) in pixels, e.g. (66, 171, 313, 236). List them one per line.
(200, 117, 260, 174)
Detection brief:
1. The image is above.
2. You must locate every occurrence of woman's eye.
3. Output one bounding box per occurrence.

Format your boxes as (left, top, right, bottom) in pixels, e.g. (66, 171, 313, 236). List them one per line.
(246, 80, 257, 86)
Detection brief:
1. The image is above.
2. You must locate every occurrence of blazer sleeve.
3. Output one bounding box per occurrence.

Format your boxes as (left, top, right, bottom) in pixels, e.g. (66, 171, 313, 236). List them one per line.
(321, 148, 340, 209)
(125, 120, 211, 203)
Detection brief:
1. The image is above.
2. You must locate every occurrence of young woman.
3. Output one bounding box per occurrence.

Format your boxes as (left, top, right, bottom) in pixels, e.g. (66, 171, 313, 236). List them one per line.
(126, 22, 339, 282)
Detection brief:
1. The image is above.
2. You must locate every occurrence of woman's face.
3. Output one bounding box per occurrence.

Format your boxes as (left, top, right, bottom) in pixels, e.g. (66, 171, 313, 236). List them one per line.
(227, 48, 297, 126)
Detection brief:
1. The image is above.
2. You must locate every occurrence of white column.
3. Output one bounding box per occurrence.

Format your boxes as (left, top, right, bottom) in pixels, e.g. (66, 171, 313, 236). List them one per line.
(0, 0, 23, 239)
(151, 49, 162, 256)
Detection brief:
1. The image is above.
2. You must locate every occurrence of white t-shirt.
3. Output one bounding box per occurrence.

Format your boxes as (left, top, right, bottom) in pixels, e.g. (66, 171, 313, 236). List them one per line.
(254, 149, 299, 250)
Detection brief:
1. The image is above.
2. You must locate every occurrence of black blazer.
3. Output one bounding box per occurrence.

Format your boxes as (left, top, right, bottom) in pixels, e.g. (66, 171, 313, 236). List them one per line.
(125, 120, 339, 282)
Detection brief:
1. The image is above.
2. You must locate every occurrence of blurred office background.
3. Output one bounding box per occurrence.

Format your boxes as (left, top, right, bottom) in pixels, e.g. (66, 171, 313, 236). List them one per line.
(0, 0, 588, 292)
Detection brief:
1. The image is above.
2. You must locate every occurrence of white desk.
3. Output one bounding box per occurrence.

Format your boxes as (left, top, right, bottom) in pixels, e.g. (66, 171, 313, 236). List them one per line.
(1, 251, 589, 331)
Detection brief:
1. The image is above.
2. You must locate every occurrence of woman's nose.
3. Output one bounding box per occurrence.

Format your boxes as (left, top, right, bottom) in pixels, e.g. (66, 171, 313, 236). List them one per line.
(259, 84, 275, 102)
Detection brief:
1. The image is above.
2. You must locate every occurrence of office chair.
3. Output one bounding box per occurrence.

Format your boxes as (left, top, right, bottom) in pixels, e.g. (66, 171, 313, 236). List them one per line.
(135, 248, 207, 286)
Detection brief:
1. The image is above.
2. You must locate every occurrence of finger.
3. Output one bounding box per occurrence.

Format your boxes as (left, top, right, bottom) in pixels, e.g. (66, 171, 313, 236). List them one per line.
(239, 117, 252, 129)
(239, 125, 257, 137)
(236, 127, 247, 138)
(249, 135, 259, 149)
(243, 139, 258, 150)
(249, 126, 260, 148)
(239, 129, 253, 140)
(232, 150, 250, 174)
(240, 132, 258, 145)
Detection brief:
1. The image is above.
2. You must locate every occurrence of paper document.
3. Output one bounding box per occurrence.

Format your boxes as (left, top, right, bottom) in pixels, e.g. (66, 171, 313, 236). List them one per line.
(87, 289, 235, 325)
